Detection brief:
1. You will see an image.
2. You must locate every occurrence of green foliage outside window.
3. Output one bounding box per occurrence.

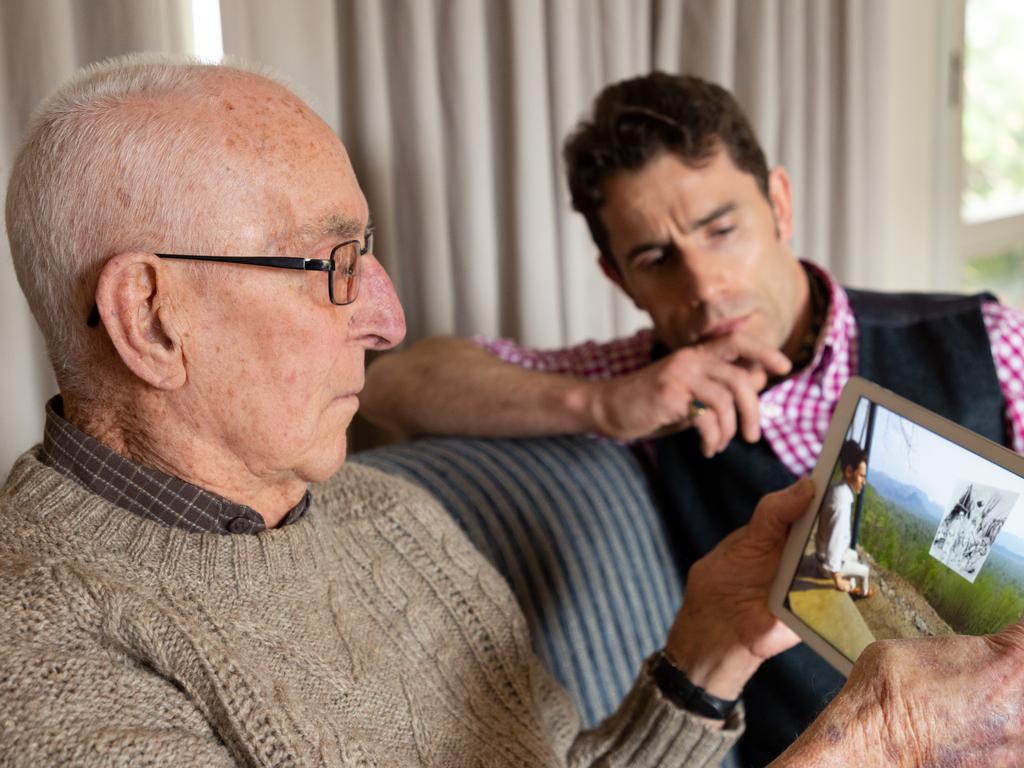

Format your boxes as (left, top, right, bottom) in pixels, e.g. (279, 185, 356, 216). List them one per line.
(962, 0, 1024, 221)
(964, 246, 1024, 307)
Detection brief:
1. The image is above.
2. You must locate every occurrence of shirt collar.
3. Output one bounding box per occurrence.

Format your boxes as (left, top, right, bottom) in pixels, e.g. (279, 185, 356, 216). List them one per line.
(801, 260, 854, 396)
(39, 396, 310, 535)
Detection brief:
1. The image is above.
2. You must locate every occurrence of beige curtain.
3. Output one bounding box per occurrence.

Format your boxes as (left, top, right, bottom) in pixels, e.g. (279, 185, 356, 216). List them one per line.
(0, 0, 192, 474)
(219, 0, 883, 353)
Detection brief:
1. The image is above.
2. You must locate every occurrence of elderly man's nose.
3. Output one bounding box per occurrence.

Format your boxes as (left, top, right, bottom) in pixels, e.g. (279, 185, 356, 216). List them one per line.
(352, 256, 406, 349)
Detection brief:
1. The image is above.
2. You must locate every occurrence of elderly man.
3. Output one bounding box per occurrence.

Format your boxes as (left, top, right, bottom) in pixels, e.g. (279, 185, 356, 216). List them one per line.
(2, 56, 1023, 767)
(361, 72, 1024, 763)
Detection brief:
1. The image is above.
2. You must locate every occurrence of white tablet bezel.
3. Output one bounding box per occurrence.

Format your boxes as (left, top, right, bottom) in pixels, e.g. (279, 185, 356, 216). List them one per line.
(768, 375, 1024, 677)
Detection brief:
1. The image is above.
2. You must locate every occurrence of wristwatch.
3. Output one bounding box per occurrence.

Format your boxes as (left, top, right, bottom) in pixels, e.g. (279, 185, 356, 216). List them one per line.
(652, 651, 740, 720)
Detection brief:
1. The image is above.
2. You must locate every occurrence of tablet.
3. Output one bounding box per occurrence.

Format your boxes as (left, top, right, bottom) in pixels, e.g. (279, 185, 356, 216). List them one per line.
(768, 376, 1024, 676)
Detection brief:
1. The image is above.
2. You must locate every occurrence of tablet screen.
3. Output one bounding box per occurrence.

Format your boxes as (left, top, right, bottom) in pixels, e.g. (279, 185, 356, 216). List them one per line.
(784, 396, 1024, 664)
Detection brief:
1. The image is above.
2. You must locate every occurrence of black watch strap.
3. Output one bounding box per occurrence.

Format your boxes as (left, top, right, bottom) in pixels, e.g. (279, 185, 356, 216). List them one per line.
(651, 652, 739, 721)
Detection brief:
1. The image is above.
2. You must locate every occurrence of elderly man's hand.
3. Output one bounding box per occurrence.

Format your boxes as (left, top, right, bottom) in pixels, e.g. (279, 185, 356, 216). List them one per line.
(662, 478, 811, 700)
(773, 624, 1024, 767)
(587, 333, 791, 454)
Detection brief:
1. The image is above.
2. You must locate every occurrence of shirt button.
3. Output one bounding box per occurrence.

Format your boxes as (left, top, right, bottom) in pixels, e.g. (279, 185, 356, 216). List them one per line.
(227, 516, 254, 534)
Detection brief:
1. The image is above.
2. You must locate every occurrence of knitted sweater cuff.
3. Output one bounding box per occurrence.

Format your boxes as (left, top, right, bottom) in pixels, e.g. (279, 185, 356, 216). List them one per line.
(573, 653, 744, 767)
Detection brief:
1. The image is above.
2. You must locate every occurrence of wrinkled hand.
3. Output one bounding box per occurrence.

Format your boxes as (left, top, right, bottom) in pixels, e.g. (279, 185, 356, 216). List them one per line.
(774, 624, 1024, 767)
(587, 333, 791, 455)
(663, 478, 812, 700)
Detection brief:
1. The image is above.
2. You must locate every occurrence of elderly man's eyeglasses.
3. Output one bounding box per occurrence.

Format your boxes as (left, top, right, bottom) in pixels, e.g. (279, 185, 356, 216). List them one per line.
(86, 230, 373, 327)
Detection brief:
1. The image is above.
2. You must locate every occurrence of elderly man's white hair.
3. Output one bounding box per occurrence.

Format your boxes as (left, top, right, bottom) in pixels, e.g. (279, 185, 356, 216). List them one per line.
(5, 52, 294, 392)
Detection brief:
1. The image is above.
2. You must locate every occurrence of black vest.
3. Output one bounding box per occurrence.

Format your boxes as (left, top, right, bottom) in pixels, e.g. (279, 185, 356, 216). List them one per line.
(651, 289, 1005, 767)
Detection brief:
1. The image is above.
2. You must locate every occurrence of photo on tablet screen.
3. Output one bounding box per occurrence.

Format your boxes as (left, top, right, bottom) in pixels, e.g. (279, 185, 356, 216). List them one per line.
(785, 396, 1024, 664)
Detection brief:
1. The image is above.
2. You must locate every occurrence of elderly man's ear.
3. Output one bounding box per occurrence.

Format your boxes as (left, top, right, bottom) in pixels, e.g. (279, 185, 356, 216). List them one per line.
(93, 252, 187, 390)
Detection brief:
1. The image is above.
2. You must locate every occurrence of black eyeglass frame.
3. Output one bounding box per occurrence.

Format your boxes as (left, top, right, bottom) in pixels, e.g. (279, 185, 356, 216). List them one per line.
(86, 229, 373, 327)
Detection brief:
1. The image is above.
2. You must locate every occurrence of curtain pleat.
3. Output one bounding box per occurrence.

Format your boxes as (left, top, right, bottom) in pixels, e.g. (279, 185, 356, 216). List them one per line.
(501, 0, 563, 344)
(732, 0, 780, 170)
(393, 2, 458, 333)
(441, 0, 501, 335)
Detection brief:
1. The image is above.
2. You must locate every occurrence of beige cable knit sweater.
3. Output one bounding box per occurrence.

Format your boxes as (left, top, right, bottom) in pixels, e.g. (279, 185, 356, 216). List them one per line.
(0, 449, 740, 766)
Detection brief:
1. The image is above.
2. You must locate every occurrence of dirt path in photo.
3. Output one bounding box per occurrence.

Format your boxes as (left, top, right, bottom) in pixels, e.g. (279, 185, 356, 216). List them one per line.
(854, 550, 954, 640)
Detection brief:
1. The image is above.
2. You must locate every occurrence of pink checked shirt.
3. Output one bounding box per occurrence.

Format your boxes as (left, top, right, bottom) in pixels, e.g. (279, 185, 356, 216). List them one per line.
(475, 264, 1024, 476)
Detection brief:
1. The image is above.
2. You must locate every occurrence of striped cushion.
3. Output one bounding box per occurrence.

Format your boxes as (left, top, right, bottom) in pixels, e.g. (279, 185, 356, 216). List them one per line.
(351, 435, 682, 727)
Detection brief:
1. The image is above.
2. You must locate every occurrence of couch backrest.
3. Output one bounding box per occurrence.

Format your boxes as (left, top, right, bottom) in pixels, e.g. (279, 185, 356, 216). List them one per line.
(351, 435, 681, 727)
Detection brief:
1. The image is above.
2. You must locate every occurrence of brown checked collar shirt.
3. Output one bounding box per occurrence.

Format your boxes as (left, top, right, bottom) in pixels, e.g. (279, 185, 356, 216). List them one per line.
(39, 396, 309, 535)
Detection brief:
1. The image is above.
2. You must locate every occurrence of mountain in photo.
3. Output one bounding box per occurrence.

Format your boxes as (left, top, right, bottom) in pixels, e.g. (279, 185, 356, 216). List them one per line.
(993, 529, 1024, 562)
(867, 470, 944, 522)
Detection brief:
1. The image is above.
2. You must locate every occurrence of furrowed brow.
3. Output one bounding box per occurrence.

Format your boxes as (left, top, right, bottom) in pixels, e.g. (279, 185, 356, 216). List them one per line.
(691, 203, 736, 230)
(622, 203, 737, 263)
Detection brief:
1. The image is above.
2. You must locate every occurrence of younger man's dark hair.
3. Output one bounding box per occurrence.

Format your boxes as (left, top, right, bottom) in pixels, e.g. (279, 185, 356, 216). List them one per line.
(838, 439, 868, 473)
(563, 72, 770, 265)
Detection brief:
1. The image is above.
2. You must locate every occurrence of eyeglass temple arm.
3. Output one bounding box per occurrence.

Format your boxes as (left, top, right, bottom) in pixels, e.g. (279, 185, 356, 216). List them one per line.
(154, 254, 333, 271)
(87, 254, 343, 327)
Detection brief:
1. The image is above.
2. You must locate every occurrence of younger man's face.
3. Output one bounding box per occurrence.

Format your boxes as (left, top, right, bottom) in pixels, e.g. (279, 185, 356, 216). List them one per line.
(844, 461, 868, 494)
(597, 148, 807, 356)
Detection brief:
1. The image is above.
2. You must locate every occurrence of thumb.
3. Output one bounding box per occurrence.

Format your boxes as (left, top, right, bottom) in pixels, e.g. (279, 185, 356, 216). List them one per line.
(753, 476, 815, 535)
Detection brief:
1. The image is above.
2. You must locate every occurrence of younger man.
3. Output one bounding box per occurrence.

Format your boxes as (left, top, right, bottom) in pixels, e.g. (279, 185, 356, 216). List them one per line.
(362, 72, 1024, 763)
(815, 440, 872, 596)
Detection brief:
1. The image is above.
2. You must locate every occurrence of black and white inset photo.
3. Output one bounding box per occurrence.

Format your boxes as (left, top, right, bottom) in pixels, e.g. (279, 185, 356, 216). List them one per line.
(929, 482, 1021, 583)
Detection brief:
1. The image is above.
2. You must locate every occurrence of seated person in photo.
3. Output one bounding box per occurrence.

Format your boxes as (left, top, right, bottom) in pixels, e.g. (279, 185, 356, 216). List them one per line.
(815, 440, 872, 596)
(360, 71, 1024, 764)
(10, 54, 1024, 767)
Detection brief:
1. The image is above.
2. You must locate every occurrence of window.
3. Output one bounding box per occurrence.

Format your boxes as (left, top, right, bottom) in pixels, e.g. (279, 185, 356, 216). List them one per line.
(957, 0, 1024, 304)
(189, 0, 224, 63)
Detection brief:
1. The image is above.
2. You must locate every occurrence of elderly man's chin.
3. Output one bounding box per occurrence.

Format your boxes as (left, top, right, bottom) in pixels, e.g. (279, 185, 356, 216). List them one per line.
(303, 445, 350, 483)
(306, 393, 361, 479)
(262, 395, 361, 484)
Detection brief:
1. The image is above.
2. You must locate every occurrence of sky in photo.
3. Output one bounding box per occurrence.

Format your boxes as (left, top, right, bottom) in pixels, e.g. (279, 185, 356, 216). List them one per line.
(845, 398, 1024, 539)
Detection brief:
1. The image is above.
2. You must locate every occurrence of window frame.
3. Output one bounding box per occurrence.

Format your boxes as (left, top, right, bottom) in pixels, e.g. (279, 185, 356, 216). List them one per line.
(936, 0, 1024, 296)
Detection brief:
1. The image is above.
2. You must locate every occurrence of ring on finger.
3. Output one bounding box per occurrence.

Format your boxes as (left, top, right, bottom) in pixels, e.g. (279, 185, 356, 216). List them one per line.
(688, 398, 708, 420)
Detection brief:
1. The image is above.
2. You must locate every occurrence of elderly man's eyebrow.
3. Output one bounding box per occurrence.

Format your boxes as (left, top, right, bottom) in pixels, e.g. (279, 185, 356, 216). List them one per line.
(302, 213, 369, 242)
(325, 214, 363, 239)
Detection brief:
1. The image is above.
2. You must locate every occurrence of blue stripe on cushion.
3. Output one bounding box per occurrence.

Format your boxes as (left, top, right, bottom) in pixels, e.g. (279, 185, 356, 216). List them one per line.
(560, 440, 679, 645)
(503, 437, 684, 700)
(351, 435, 681, 727)
(556, 442, 661, 659)
(479, 438, 637, 712)
(410, 439, 605, 716)
(505, 439, 640, 698)
(540, 437, 677, 643)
